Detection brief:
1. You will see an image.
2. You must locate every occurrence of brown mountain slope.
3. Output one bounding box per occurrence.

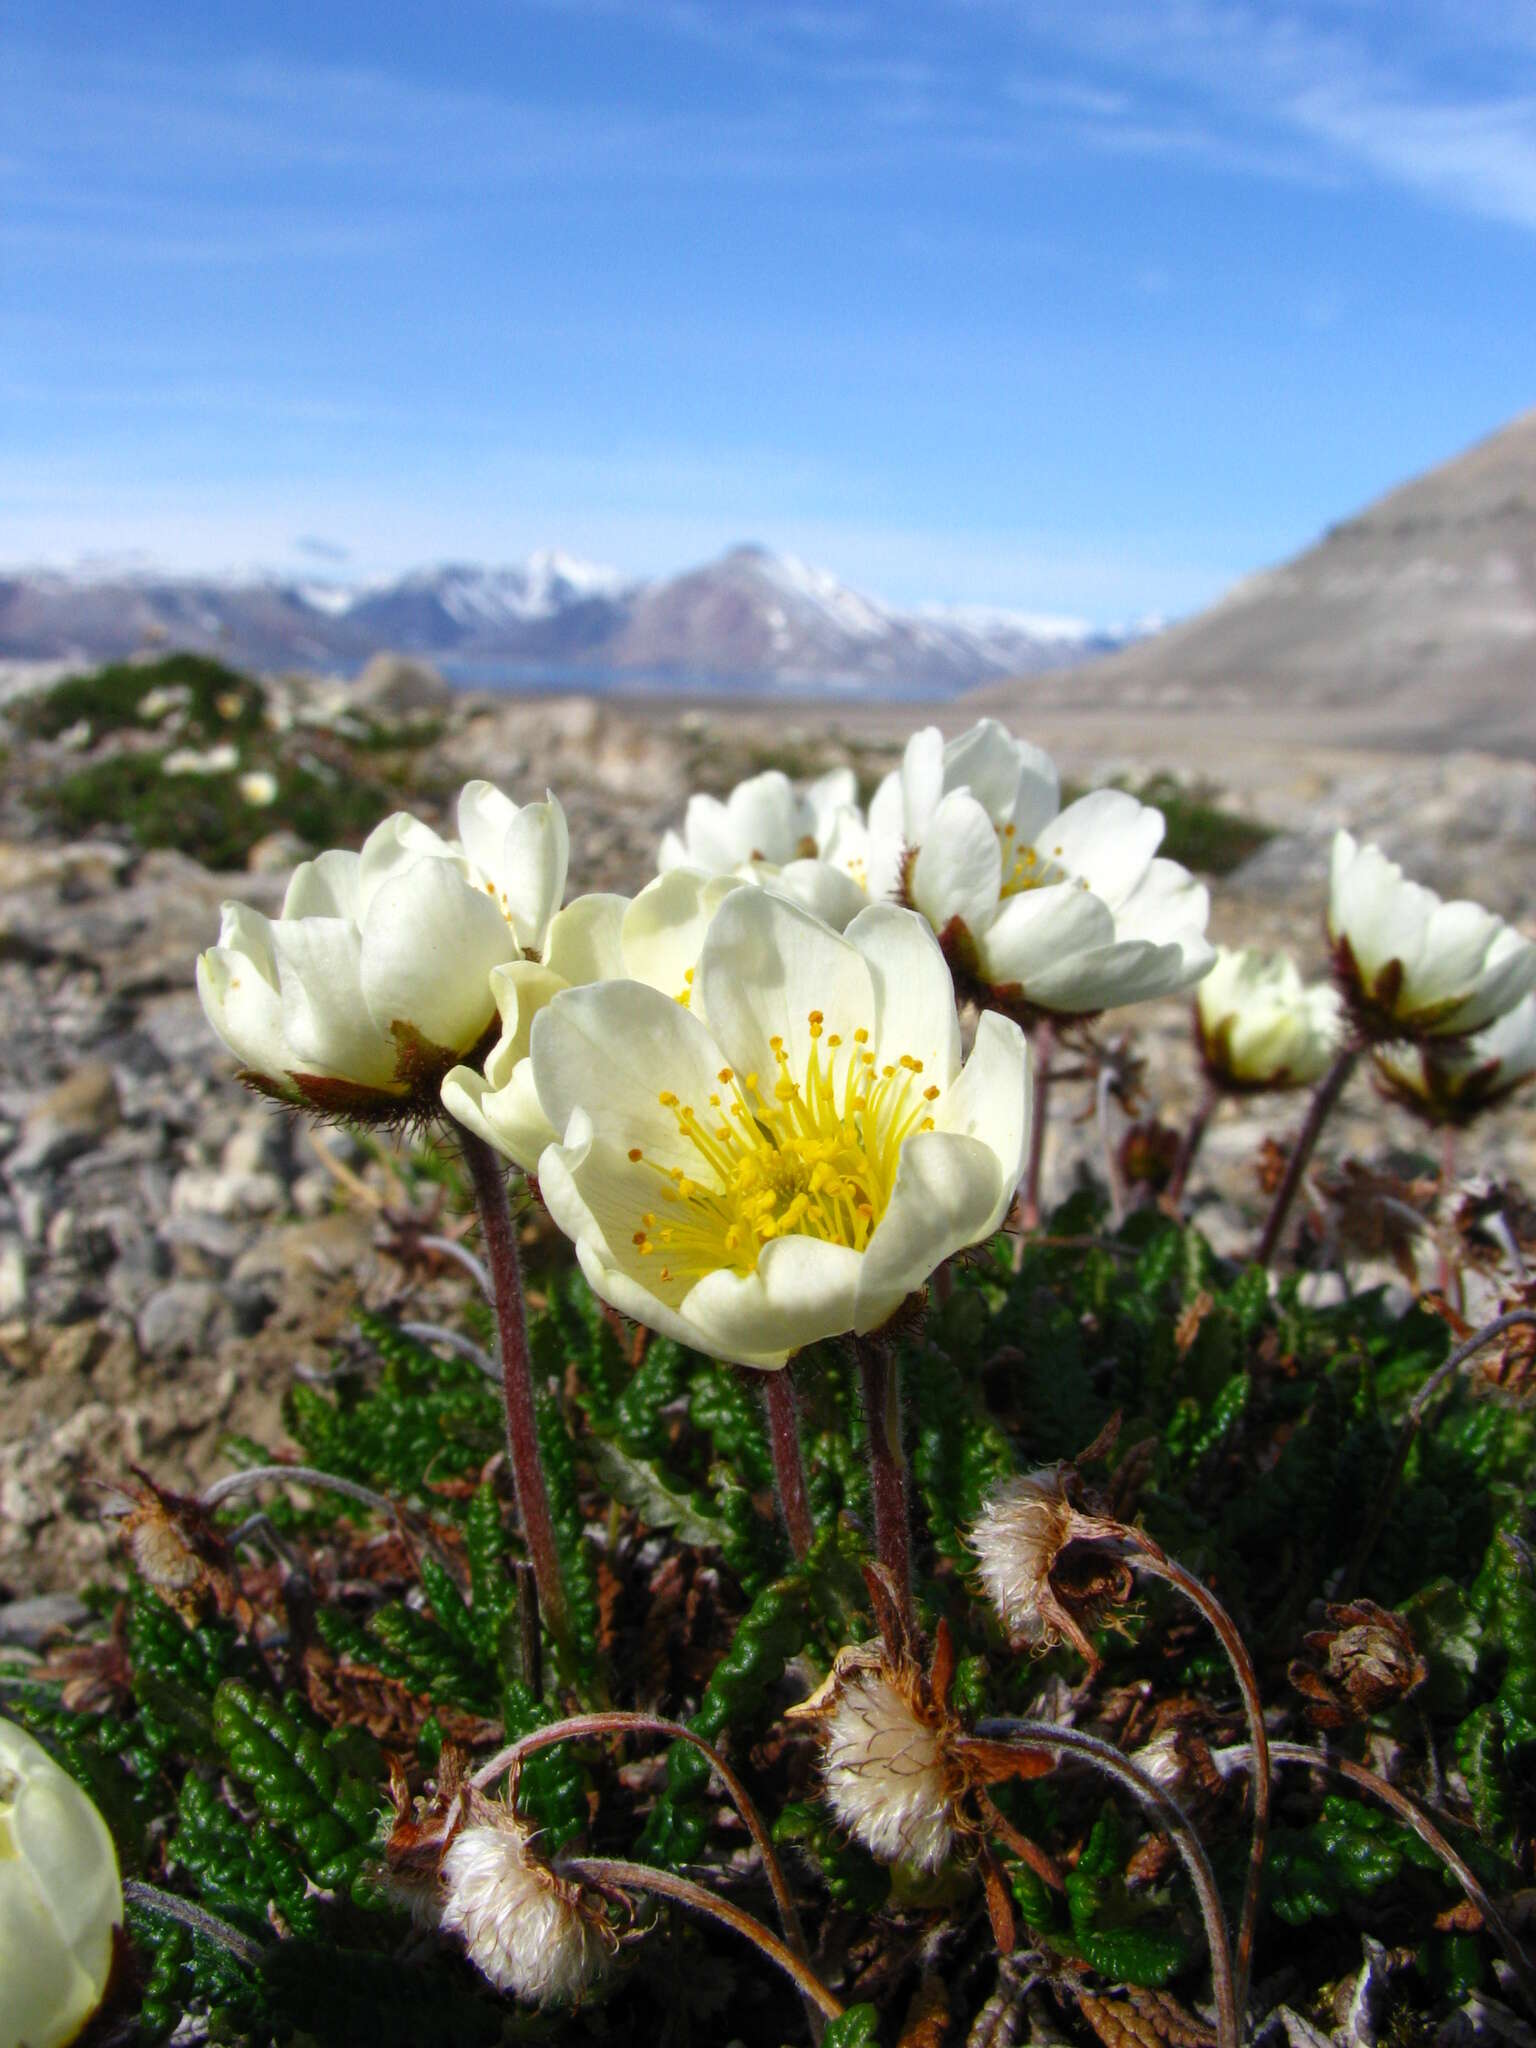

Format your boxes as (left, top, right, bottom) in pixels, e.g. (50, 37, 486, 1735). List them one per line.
(972, 408, 1536, 755)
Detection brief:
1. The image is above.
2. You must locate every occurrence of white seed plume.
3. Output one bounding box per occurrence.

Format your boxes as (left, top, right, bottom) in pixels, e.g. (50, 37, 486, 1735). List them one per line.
(968, 1467, 1078, 1648)
(819, 1661, 959, 1873)
(440, 1808, 607, 2006)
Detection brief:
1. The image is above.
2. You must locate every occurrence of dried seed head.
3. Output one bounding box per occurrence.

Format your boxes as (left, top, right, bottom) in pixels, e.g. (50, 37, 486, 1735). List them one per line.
(968, 1467, 1126, 1665)
(796, 1648, 962, 1872)
(440, 1800, 609, 2005)
(1290, 1601, 1427, 1728)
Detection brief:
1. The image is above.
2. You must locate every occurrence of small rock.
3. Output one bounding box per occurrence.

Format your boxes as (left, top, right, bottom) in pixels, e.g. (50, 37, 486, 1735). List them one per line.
(351, 652, 453, 717)
(136, 1279, 231, 1358)
(9, 1061, 121, 1175)
(0, 1235, 25, 1316)
(0, 1592, 92, 1646)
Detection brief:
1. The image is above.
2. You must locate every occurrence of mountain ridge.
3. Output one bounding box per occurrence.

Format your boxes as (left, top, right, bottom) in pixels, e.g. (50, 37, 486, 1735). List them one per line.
(0, 544, 1133, 697)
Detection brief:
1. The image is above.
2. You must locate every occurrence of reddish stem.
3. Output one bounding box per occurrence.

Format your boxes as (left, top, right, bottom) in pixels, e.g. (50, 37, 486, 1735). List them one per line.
(756, 1366, 813, 1562)
(855, 1335, 911, 1624)
(457, 1126, 569, 1649)
(1168, 1076, 1219, 1211)
(1255, 1043, 1358, 1268)
(1019, 1017, 1056, 1232)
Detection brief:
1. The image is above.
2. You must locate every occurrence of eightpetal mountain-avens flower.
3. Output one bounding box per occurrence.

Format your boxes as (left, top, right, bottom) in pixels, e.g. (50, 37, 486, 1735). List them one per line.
(197, 782, 568, 1119)
(528, 887, 1031, 1368)
(1196, 945, 1343, 1090)
(1329, 829, 1536, 1042)
(881, 721, 1215, 1017)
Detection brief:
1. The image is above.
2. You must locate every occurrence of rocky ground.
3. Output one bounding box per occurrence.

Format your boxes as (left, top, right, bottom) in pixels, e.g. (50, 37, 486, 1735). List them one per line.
(2, 668, 1534, 1604)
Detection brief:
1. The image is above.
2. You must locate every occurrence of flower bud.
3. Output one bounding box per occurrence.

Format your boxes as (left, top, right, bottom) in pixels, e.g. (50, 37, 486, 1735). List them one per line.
(440, 1800, 609, 2005)
(0, 1716, 123, 2048)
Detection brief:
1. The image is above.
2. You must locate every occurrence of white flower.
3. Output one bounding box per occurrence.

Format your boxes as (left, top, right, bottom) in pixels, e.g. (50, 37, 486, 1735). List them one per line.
(530, 887, 1030, 1369)
(1196, 946, 1343, 1089)
(659, 766, 872, 927)
(440, 1805, 607, 2005)
(659, 765, 854, 871)
(164, 741, 239, 776)
(0, 1716, 123, 2048)
(443, 868, 735, 1169)
(790, 1651, 960, 1871)
(1329, 830, 1536, 1040)
(197, 781, 568, 1116)
(1373, 993, 1536, 1123)
(886, 724, 1213, 1015)
(237, 769, 279, 807)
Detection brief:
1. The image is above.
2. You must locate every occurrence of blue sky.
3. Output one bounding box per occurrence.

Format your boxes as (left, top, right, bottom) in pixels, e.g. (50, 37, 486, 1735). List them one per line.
(5, 1, 1536, 621)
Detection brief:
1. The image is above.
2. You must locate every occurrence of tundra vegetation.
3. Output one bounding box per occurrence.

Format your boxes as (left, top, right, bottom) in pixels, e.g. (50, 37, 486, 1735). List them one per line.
(2, 664, 1534, 2048)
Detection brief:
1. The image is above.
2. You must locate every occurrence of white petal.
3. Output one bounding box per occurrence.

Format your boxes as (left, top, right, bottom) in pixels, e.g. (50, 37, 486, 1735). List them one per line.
(283, 847, 361, 921)
(856, 1130, 1007, 1329)
(909, 790, 1002, 935)
(683, 1236, 866, 1367)
(724, 771, 811, 864)
(845, 903, 963, 1085)
(1112, 857, 1210, 951)
(803, 767, 858, 840)
(621, 869, 737, 996)
(767, 858, 871, 932)
(933, 1009, 1030, 1189)
(657, 827, 689, 871)
(1039, 789, 1163, 907)
(695, 886, 874, 1086)
(486, 960, 571, 1067)
(1024, 937, 1205, 1012)
(496, 795, 570, 951)
(898, 727, 945, 843)
(443, 1056, 553, 1172)
(975, 884, 1116, 991)
(943, 719, 1059, 832)
(197, 905, 293, 1081)
(456, 780, 521, 884)
(1408, 898, 1507, 1007)
(357, 812, 459, 915)
(543, 892, 629, 986)
(359, 856, 517, 1053)
(531, 978, 729, 1173)
(866, 767, 906, 851)
(677, 793, 742, 871)
(272, 918, 398, 1087)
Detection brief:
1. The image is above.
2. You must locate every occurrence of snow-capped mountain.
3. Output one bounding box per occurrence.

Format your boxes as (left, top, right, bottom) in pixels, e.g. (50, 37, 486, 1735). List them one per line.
(0, 547, 1137, 695)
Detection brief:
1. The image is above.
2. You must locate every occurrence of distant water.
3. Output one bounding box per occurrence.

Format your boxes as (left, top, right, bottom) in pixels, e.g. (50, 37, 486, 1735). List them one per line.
(434, 658, 967, 702)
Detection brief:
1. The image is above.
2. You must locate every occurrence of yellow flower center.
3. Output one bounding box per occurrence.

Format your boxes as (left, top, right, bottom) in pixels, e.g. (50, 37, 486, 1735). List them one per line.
(996, 823, 1069, 898)
(628, 1012, 940, 1284)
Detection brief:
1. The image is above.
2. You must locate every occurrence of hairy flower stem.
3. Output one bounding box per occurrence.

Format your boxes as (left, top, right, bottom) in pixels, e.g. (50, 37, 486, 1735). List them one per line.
(1261, 1744, 1536, 2020)
(564, 1857, 844, 2027)
(457, 1125, 569, 1651)
(122, 1881, 266, 1969)
(855, 1335, 912, 1624)
(470, 1711, 806, 1956)
(1127, 1543, 1269, 2024)
(1168, 1076, 1219, 1211)
(1019, 1018, 1056, 1234)
(1255, 1043, 1359, 1268)
(1343, 1307, 1536, 1596)
(756, 1367, 814, 1563)
(970, 1719, 1238, 2048)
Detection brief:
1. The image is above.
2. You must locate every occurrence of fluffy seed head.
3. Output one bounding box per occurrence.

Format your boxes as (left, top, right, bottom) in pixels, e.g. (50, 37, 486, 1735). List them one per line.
(968, 1468, 1077, 1645)
(440, 1806, 608, 2006)
(817, 1656, 960, 1872)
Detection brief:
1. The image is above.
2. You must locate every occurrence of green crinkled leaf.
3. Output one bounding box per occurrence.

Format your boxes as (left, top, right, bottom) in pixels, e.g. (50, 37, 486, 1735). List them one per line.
(587, 1437, 739, 1548)
(822, 2004, 883, 2047)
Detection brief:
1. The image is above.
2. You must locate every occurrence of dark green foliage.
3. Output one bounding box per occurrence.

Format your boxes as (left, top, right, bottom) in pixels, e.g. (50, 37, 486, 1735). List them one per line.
(16, 653, 456, 866)
(20, 1206, 1534, 2041)
(822, 2006, 883, 2047)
